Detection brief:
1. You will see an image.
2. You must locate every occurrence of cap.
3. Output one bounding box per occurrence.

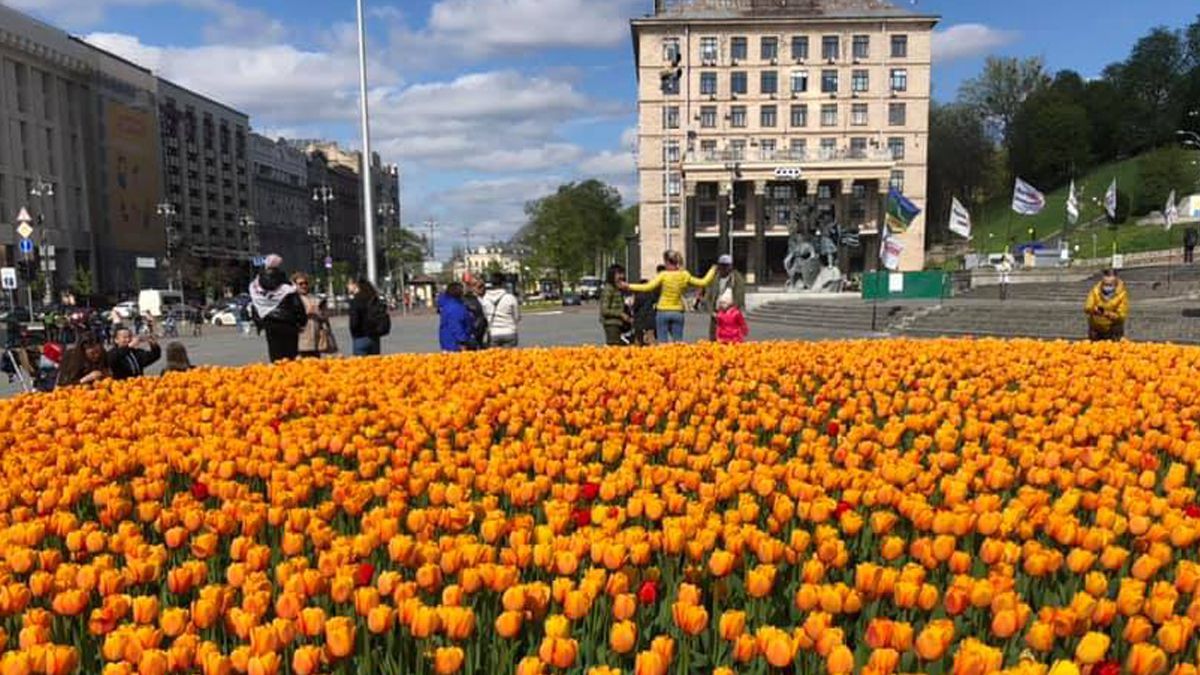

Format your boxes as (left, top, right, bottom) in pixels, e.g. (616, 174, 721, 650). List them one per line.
(717, 254, 733, 266)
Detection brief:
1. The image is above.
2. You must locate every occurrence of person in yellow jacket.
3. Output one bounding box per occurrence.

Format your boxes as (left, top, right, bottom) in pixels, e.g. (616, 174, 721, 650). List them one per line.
(623, 250, 716, 343)
(1084, 269, 1129, 341)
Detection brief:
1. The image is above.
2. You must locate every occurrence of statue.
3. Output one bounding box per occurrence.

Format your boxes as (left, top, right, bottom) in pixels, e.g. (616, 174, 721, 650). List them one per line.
(783, 231, 819, 291)
(783, 203, 847, 293)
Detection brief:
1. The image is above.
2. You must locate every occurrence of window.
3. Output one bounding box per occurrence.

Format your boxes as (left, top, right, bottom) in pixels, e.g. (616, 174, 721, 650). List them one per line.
(850, 137, 867, 158)
(851, 69, 869, 93)
(666, 172, 681, 196)
(852, 35, 870, 60)
(700, 106, 718, 128)
(890, 68, 908, 92)
(701, 37, 718, 64)
(790, 138, 807, 157)
(665, 140, 680, 163)
(820, 138, 837, 158)
(664, 106, 680, 129)
(667, 205, 681, 230)
(852, 103, 868, 126)
(761, 105, 777, 128)
(731, 37, 748, 62)
(701, 140, 718, 158)
(891, 35, 908, 58)
(790, 70, 809, 93)
(888, 137, 905, 160)
(889, 102, 907, 126)
(731, 71, 748, 95)
(761, 37, 779, 61)
(700, 72, 718, 96)
(821, 70, 838, 93)
(792, 36, 809, 60)
(890, 170, 905, 192)
(662, 73, 680, 95)
(760, 139, 776, 159)
(730, 140, 746, 160)
(663, 38, 681, 63)
(761, 71, 778, 95)
(822, 36, 840, 61)
(790, 104, 808, 127)
(730, 105, 747, 128)
(821, 104, 838, 127)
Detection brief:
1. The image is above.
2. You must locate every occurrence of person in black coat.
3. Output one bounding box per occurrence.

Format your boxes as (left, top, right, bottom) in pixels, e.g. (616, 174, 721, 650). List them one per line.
(107, 327, 162, 380)
(347, 277, 385, 356)
(249, 255, 307, 363)
(462, 276, 489, 349)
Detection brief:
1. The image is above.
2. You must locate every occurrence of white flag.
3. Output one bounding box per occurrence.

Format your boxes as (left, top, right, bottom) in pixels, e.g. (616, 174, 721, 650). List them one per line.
(1012, 178, 1046, 215)
(1066, 180, 1080, 225)
(1165, 190, 1179, 230)
(1104, 178, 1117, 219)
(948, 197, 972, 239)
(879, 228, 904, 271)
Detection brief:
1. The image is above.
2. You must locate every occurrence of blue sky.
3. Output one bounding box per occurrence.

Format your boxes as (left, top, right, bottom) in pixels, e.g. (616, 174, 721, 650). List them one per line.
(7, 0, 1199, 256)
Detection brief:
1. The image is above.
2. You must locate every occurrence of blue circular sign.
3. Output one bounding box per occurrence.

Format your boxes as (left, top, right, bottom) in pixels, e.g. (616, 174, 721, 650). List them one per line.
(18, 238, 33, 254)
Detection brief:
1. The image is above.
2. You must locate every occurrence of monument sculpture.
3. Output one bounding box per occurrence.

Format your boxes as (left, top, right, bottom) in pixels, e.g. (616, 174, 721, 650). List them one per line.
(783, 201, 851, 293)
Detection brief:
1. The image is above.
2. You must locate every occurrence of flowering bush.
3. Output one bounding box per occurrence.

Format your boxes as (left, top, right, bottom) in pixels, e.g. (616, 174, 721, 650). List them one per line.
(0, 339, 1198, 674)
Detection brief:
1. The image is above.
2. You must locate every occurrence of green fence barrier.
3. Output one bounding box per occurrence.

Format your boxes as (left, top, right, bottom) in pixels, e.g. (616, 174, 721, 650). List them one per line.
(862, 271, 948, 300)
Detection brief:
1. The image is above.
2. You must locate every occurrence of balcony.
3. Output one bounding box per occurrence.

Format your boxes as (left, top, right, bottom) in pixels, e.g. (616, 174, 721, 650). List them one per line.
(688, 147, 894, 165)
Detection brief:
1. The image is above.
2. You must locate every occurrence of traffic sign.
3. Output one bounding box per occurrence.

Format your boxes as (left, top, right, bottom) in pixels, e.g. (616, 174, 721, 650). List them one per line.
(324, 256, 333, 270)
(18, 238, 33, 255)
(15, 207, 32, 225)
(1, 267, 16, 290)
(252, 256, 266, 267)
(16, 223, 32, 240)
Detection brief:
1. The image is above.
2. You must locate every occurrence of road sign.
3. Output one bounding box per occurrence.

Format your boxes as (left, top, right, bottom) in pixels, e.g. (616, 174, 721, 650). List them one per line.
(1, 268, 15, 290)
(16, 223, 32, 240)
(18, 238, 33, 255)
(252, 256, 266, 267)
(136, 257, 157, 269)
(324, 256, 333, 270)
(15, 207, 32, 224)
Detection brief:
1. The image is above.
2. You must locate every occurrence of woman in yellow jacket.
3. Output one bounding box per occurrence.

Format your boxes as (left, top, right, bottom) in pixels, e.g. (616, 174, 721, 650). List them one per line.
(1084, 269, 1129, 341)
(624, 250, 716, 343)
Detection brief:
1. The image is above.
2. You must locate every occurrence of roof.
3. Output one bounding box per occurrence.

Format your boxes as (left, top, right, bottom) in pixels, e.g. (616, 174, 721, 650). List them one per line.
(634, 0, 938, 23)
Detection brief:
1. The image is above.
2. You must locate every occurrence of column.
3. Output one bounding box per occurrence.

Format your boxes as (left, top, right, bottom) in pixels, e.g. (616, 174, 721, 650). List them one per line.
(751, 180, 768, 284)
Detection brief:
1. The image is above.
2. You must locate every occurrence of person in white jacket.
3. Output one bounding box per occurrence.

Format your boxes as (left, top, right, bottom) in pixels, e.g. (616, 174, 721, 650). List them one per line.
(482, 273, 521, 348)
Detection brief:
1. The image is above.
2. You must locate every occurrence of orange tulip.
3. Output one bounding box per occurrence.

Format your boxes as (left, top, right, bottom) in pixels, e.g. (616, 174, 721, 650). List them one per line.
(433, 647, 464, 675)
(323, 617, 355, 659)
(610, 620, 636, 654)
(1074, 631, 1110, 664)
(537, 636, 577, 670)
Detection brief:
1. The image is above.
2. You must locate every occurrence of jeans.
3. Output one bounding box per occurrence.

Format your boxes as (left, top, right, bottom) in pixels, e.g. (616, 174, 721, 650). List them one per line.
(656, 311, 685, 343)
(491, 334, 519, 349)
(352, 336, 381, 356)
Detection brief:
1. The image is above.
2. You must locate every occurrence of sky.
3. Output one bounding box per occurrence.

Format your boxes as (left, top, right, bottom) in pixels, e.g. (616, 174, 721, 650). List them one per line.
(6, 0, 1200, 258)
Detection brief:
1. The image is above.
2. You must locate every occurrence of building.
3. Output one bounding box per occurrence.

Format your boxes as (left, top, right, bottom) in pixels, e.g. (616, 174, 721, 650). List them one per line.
(631, 0, 937, 281)
(305, 146, 362, 276)
(249, 134, 308, 269)
(0, 4, 97, 295)
(157, 78, 253, 292)
(452, 247, 522, 280)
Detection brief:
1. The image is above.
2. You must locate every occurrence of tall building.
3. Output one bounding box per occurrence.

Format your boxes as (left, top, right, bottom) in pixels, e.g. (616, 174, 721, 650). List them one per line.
(249, 134, 308, 270)
(631, 0, 937, 281)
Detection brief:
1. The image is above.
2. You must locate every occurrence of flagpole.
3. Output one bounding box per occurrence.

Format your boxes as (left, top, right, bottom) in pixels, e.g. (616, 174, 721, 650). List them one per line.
(356, 0, 379, 286)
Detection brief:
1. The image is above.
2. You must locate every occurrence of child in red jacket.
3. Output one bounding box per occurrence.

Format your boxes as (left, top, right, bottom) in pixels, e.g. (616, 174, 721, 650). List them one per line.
(713, 291, 748, 344)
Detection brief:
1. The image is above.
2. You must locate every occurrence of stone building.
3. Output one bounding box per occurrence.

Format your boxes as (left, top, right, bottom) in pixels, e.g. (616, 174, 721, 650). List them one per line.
(249, 134, 308, 270)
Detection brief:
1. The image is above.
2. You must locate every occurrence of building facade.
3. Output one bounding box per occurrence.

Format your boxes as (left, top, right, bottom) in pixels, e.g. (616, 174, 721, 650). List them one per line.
(0, 5, 96, 294)
(305, 148, 363, 276)
(249, 134, 308, 270)
(631, 0, 937, 281)
(452, 247, 522, 280)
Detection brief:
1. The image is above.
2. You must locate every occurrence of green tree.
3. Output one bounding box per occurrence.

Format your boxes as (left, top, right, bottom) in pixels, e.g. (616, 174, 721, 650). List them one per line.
(72, 268, 94, 298)
(1081, 79, 1125, 162)
(1107, 27, 1189, 151)
(926, 104, 994, 244)
(958, 56, 1051, 143)
(518, 180, 624, 282)
(1135, 147, 1199, 214)
(1007, 88, 1092, 188)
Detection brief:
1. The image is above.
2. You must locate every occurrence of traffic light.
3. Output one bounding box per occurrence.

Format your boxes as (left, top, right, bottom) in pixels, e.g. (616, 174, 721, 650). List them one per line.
(17, 260, 35, 282)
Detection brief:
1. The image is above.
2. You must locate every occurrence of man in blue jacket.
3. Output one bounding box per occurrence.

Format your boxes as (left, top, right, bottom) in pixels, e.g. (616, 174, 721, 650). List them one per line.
(437, 281, 476, 351)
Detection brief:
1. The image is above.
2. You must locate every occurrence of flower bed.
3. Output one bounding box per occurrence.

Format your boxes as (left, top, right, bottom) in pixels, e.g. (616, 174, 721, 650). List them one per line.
(0, 339, 1198, 674)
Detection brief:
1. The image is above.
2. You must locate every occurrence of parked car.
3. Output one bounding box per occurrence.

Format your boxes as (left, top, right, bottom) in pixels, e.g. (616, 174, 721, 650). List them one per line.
(113, 301, 139, 319)
(561, 292, 582, 307)
(578, 276, 601, 301)
(209, 305, 244, 327)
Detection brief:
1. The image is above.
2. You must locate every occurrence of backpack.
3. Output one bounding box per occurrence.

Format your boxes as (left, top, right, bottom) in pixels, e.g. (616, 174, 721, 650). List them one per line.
(366, 298, 391, 337)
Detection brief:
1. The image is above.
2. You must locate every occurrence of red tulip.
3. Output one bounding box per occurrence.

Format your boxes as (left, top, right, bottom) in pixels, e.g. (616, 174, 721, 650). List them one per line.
(572, 508, 591, 529)
(190, 481, 210, 501)
(630, 411, 646, 426)
(355, 562, 375, 587)
(270, 419, 282, 432)
(835, 500, 852, 518)
(637, 580, 658, 605)
(1186, 505, 1200, 519)
(826, 421, 841, 437)
(1095, 661, 1120, 675)
(580, 483, 600, 502)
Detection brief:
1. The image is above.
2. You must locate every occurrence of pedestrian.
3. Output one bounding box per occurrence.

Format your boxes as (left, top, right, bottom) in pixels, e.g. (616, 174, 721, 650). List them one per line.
(1085, 269, 1129, 342)
(249, 254, 307, 363)
(437, 281, 476, 352)
(107, 327, 162, 381)
(704, 254, 746, 341)
(462, 275, 489, 349)
(630, 264, 665, 346)
(161, 341, 193, 375)
(599, 264, 631, 346)
(482, 273, 521, 348)
(623, 250, 716, 343)
(713, 289, 749, 344)
(996, 251, 1014, 301)
(294, 273, 332, 358)
(1185, 227, 1198, 264)
(56, 336, 110, 387)
(348, 277, 389, 356)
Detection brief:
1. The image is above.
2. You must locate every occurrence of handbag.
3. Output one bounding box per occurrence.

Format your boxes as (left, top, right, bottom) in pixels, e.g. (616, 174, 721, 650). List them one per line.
(316, 320, 339, 354)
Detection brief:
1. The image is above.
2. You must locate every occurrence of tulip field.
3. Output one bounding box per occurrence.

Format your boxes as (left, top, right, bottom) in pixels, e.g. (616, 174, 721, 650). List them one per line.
(2, 339, 1200, 674)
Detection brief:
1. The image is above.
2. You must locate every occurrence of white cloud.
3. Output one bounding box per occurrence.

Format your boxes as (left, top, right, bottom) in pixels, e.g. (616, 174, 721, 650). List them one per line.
(932, 24, 1018, 63)
(578, 150, 635, 176)
(9, 0, 284, 43)
(426, 0, 642, 54)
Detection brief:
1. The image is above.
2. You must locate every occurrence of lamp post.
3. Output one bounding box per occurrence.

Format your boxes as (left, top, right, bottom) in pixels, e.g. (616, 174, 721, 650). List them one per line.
(423, 219, 438, 260)
(29, 178, 54, 306)
(313, 187, 335, 299)
(157, 202, 179, 291)
(239, 214, 258, 269)
(378, 203, 404, 313)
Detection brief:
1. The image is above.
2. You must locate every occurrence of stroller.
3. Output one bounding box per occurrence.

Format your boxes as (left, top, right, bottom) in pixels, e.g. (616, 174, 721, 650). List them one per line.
(2, 326, 62, 393)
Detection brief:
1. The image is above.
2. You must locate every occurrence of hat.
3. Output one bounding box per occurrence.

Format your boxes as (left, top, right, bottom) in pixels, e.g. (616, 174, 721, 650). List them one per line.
(717, 254, 733, 266)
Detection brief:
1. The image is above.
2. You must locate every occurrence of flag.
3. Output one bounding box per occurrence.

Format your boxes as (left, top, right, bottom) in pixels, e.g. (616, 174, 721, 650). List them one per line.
(1066, 180, 1080, 225)
(1165, 190, 1179, 230)
(948, 197, 972, 239)
(885, 188, 921, 233)
(879, 228, 904, 271)
(1012, 178, 1045, 215)
(1104, 178, 1117, 219)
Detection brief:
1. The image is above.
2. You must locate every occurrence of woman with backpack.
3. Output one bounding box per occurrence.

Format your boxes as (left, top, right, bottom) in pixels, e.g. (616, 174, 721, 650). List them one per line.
(249, 254, 307, 363)
(348, 278, 390, 356)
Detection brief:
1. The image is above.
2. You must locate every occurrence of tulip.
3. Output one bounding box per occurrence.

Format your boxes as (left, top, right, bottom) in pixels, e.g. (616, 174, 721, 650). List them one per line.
(827, 644, 854, 674)
(323, 617, 355, 659)
(433, 647, 464, 674)
(1125, 643, 1168, 675)
(515, 658, 544, 675)
(915, 620, 953, 661)
(538, 637, 577, 670)
(610, 621, 636, 654)
(1074, 631, 1110, 665)
(718, 610, 746, 641)
(634, 650, 666, 675)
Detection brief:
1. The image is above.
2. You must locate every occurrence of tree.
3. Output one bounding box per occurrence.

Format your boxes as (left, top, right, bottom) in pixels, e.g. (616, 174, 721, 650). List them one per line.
(518, 180, 624, 282)
(1135, 147, 1198, 214)
(926, 104, 994, 244)
(1007, 89, 1092, 188)
(72, 268, 94, 298)
(1081, 79, 1125, 162)
(1108, 28, 1189, 151)
(958, 56, 1051, 144)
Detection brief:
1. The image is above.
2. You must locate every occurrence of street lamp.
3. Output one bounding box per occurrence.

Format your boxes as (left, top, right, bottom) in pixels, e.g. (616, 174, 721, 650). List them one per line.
(157, 202, 180, 291)
(239, 214, 258, 266)
(29, 178, 54, 305)
(312, 187, 335, 297)
(377, 204, 404, 312)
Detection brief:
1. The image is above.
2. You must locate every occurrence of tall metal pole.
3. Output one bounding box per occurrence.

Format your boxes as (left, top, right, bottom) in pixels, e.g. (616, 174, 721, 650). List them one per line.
(356, 0, 378, 286)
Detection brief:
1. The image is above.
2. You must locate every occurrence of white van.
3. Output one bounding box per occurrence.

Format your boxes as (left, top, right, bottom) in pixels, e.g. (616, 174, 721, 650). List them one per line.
(137, 289, 184, 318)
